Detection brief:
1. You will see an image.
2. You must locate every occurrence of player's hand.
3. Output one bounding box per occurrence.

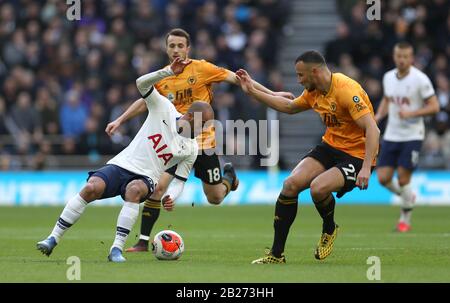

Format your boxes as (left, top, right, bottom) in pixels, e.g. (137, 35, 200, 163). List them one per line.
(273, 91, 295, 99)
(235, 69, 255, 94)
(399, 110, 414, 119)
(356, 166, 371, 190)
(105, 120, 121, 136)
(162, 195, 174, 211)
(170, 57, 192, 75)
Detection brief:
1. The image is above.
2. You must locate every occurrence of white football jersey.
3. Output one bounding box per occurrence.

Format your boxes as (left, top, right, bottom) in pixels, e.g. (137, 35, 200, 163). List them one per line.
(382, 66, 435, 141)
(107, 86, 198, 184)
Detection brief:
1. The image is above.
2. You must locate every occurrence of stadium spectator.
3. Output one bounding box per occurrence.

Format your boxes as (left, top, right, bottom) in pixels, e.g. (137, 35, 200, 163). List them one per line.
(77, 116, 110, 157)
(0, 96, 11, 136)
(324, 22, 353, 66)
(9, 91, 43, 147)
(59, 89, 88, 138)
(35, 87, 60, 135)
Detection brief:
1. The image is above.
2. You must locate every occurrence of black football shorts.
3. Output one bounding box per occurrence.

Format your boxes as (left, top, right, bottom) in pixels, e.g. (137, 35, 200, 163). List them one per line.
(303, 142, 375, 198)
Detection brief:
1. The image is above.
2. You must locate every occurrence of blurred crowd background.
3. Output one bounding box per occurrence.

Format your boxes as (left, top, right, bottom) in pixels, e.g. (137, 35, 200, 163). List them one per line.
(0, 0, 449, 170)
(333, 0, 450, 169)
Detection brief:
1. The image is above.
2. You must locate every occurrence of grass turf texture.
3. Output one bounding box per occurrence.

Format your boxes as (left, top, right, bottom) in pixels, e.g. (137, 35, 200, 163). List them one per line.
(1, 205, 449, 282)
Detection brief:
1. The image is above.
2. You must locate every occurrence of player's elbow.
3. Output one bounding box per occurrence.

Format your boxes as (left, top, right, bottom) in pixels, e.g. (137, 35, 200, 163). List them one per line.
(426, 97, 440, 114)
(431, 103, 440, 114)
(285, 102, 297, 114)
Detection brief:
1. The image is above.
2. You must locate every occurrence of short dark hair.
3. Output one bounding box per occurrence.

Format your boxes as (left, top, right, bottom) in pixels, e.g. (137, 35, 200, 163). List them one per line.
(165, 28, 191, 47)
(394, 41, 414, 51)
(295, 50, 326, 65)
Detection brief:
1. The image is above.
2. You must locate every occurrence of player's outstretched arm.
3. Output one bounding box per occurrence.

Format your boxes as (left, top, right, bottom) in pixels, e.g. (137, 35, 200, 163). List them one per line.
(235, 69, 304, 114)
(225, 70, 295, 99)
(136, 57, 191, 95)
(105, 98, 147, 136)
(354, 114, 380, 190)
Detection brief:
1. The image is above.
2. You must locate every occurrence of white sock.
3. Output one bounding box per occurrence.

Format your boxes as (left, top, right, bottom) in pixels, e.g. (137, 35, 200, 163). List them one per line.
(400, 184, 414, 207)
(399, 184, 414, 224)
(50, 194, 88, 243)
(385, 179, 401, 196)
(400, 209, 413, 225)
(139, 235, 150, 241)
(111, 202, 139, 252)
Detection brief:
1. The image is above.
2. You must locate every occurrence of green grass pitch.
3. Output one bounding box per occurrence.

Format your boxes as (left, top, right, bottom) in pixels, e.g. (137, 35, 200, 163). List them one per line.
(1, 204, 449, 282)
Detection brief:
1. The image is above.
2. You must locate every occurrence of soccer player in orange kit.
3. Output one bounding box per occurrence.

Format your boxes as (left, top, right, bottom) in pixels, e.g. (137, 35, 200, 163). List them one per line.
(236, 50, 379, 264)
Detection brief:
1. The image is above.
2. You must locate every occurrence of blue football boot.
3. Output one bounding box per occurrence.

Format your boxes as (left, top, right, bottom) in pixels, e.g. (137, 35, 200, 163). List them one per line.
(36, 236, 57, 256)
(108, 247, 126, 263)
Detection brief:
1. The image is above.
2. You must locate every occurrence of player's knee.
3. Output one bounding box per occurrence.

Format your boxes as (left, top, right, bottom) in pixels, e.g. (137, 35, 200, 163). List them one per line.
(125, 181, 145, 202)
(206, 192, 224, 205)
(83, 181, 103, 200)
(282, 177, 302, 196)
(309, 179, 329, 202)
(377, 174, 391, 186)
(397, 177, 410, 187)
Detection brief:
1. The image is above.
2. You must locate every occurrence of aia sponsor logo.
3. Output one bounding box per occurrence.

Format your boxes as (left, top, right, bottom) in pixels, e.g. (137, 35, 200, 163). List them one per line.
(147, 134, 173, 165)
(389, 96, 411, 106)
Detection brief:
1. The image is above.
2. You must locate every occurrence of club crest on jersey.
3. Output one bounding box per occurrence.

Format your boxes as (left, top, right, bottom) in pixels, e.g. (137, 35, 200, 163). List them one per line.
(147, 134, 173, 166)
(330, 102, 337, 112)
(355, 103, 367, 112)
(187, 76, 196, 85)
(353, 96, 360, 103)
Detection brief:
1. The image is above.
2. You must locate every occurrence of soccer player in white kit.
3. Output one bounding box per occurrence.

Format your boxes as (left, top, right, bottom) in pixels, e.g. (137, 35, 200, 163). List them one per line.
(375, 42, 439, 232)
(36, 58, 214, 262)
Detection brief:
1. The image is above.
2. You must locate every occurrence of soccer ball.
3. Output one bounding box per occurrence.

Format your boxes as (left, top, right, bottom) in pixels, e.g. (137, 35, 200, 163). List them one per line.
(152, 230, 184, 260)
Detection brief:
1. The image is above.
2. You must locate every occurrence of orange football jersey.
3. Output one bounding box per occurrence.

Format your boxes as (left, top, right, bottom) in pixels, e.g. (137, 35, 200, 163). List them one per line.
(293, 73, 376, 163)
(154, 59, 228, 150)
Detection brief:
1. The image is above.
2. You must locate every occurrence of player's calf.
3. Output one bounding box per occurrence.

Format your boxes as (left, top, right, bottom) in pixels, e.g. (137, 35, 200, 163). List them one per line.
(37, 193, 89, 256)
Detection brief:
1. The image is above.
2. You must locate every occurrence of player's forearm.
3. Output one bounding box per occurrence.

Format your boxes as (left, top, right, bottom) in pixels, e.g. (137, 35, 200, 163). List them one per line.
(149, 172, 174, 200)
(116, 98, 147, 124)
(247, 87, 295, 114)
(409, 98, 440, 118)
(362, 123, 380, 169)
(136, 66, 174, 94)
(251, 80, 275, 95)
(163, 179, 185, 202)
